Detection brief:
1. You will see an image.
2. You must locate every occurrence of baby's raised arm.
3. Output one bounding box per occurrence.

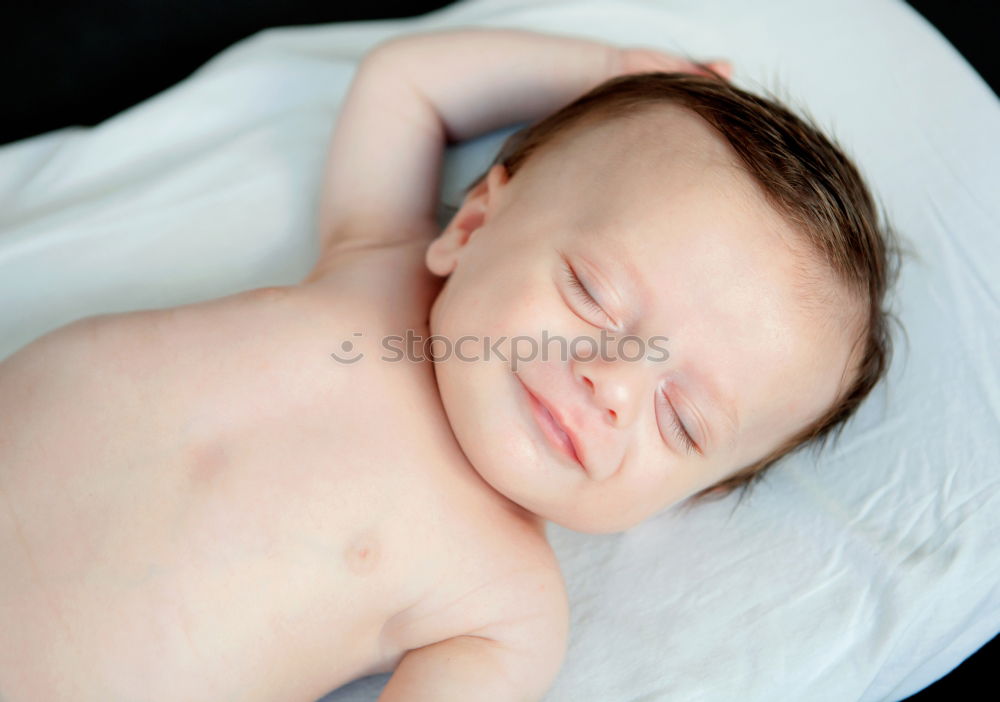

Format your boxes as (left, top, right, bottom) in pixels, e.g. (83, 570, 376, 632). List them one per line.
(315, 27, 723, 259)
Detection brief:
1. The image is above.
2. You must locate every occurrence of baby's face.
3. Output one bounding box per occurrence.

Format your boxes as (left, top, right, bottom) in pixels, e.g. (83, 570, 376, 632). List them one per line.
(425, 107, 860, 534)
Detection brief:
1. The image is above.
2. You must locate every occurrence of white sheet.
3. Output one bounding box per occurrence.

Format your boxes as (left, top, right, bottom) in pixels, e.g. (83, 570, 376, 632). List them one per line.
(2, 1, 998, 700)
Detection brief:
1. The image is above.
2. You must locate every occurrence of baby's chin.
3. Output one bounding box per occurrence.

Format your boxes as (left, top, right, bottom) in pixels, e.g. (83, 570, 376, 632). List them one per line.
(431, 358, 587, 526)
(446, 408, 549, 508)
(455, 425, 588, 529)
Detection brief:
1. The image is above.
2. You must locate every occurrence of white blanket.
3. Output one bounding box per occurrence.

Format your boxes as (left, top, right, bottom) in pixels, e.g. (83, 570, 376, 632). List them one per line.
(2, 1, 997, 700)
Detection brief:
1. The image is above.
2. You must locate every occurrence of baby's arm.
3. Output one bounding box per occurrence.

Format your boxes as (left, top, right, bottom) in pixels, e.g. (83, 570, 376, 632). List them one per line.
(377, 634, 555, 702)
(316, 28, 719, 259)
(317, 27, 618, 256)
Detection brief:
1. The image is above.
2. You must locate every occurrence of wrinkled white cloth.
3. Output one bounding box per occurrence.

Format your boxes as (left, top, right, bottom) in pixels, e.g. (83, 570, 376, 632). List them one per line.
(1, 1, 997, 700)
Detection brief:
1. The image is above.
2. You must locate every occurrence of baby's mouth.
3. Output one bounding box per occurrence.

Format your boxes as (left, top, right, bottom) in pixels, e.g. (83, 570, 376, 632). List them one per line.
(516, 375, 586, 473)
(537, 403, 579, 458)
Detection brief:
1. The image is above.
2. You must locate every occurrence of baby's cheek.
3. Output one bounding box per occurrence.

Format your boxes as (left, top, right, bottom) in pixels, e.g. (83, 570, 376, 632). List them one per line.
(430, 279, 488, 340)
(501, 292, 562, 345)
(446, 247, 562, 353)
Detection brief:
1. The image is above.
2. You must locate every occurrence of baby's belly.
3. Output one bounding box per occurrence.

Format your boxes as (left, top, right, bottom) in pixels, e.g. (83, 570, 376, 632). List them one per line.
(0, 305, 435, 700)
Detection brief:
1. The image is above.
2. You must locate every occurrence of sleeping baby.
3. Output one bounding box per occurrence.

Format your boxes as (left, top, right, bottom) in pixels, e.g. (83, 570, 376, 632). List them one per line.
(0, 27, 900, 701)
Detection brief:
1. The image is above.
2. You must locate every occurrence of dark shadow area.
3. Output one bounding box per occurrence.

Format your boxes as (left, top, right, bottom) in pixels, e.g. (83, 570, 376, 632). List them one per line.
(907, 0, 998, 96)
(3, 1, 458, 146)
(901, 632, 998, 700)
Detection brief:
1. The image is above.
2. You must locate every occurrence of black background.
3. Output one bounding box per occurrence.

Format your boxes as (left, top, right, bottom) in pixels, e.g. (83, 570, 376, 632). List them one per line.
(3, 2, 997, 699)
(4, 1, 996, 147)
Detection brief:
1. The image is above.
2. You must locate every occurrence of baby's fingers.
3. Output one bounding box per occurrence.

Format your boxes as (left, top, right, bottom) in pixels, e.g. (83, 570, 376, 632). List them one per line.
(702, 59, 733, 80)
(616, 47, 732, 81)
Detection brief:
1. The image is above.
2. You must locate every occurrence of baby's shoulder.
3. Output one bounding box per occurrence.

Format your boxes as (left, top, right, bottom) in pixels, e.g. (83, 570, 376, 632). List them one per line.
(377, 512, 569, 690)
(420, 514, 570, 665)
(388, 508, 569, 641)
(472, 533, 570, 652)
(447, 524, 570, 686)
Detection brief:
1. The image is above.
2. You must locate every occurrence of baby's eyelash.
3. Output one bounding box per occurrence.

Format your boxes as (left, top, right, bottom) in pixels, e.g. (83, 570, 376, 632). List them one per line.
(659, 387, 700, 456)
(669, 410, 698, 455)
(562, 262, 606, 317)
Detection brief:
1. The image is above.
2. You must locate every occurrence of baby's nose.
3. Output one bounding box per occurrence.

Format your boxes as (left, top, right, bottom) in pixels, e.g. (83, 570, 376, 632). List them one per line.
(571, 355, 642, 427)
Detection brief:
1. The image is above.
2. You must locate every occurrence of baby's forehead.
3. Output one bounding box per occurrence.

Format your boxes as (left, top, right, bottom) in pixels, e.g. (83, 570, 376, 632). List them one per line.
(517, 105, 765, 220)
(550, 104, 741, 174)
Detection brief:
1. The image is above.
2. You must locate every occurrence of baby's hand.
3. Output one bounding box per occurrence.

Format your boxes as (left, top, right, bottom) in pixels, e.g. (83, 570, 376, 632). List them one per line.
(615, 46, 733, 81)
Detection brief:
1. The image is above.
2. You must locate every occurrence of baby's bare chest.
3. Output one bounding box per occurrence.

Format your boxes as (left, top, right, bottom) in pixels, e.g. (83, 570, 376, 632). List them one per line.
(0, 291, 548, 700)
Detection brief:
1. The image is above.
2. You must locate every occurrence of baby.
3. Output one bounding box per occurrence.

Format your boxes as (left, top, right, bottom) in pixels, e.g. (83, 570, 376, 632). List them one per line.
(0, 27, 899, 701)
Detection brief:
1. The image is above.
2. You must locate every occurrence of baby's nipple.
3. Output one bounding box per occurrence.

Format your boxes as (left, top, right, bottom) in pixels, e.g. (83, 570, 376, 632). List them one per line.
(344, 530, 381, 576)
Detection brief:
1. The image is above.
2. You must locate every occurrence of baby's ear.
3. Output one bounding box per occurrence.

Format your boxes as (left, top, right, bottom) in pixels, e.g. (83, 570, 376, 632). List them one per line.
(425, 164, 510, 277)
(425, 208, 478, 276)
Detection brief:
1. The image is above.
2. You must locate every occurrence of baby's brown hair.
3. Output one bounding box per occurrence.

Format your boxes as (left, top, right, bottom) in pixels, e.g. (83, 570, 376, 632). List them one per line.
(453, 71, 905, 511)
